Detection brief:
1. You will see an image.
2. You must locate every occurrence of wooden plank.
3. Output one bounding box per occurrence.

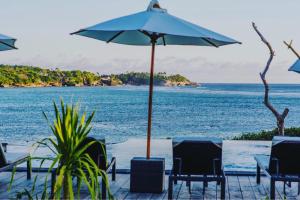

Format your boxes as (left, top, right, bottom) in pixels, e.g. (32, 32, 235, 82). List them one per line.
(110, 174, 129, 195)
(151, 175, 168, 200)
(190, 182, 204, 200)
(278, 181, 299, 199)
(248, 176, 267, 200)
(169, 180, 183, 200)
(225, 176, 230, 200)
(151, 191, 167, 200)
(176, 181, 191, 200)
(124, 191, 140, 199)
(204, 181, 218, 199)
(260, 176, 283, 200)
(0, 171, 25, 192)
(114, 175, 130, 200)
(237, 176, 256, 200)
(0, 173, 39, 197)
(0, 173, 47, 199)
(5, 172, 300, 200)
(226, 176, 243, 199)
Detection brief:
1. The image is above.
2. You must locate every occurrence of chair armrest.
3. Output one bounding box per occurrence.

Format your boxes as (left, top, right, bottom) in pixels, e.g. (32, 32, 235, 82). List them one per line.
(106, 157, 116, 173)
(254, 155, 269, 170)
(1, 143, 8, 153)
(255, 155, 272, 178)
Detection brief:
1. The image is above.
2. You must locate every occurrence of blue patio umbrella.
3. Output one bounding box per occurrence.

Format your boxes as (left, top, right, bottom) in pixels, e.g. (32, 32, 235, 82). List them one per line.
(0, 33, 17, 51)
(72, 0, 241, 159)
(288, 59, 300, 73)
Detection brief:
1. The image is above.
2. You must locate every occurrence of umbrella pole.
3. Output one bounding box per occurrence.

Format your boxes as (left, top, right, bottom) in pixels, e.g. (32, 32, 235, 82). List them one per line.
(146, 40, 156, 159)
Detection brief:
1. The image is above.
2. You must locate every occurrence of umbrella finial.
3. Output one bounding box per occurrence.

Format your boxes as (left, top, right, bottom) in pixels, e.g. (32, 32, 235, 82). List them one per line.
(147, 0, 167, 13)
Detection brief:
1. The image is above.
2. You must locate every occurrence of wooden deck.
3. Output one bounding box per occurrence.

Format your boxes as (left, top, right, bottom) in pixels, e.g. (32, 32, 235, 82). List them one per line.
(1, 171, 300, 199)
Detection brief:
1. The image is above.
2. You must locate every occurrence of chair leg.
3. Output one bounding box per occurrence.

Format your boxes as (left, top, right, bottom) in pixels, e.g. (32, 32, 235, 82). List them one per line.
(168, 176, 173, 200)
(217, 176, 221, 185)
(256, 163, 261, 184)
(186, 175, 190, 187)
(204, 175, 208, 187)
(112, 158, 116, 181)
(51, 170, 56, 198)
(26, 158, 31, 180)
(221, 177, 226, 200)
(102, 177, 107, 199)
(270, 179, 275, 200)
(174, 173, 177, 185)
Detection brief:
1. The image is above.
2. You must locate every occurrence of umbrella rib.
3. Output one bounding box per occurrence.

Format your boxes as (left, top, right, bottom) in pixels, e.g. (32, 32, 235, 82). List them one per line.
(70, 29, 84, 35)
(138, 30, 152, 38)
(202, 38, 218, 48)
(107, 31, 124, 43)
(0, 40, 17, 50)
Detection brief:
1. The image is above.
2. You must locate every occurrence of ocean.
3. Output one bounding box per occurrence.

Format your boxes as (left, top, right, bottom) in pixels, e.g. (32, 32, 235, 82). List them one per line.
(1, 83, 300, 144)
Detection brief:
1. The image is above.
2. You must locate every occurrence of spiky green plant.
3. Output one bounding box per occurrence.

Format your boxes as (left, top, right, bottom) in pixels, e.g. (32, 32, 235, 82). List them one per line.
(11, 99, 112, 199)
(41, 99, 111, 199)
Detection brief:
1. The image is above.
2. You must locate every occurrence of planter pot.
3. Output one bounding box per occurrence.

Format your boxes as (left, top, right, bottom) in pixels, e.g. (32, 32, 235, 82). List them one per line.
(130, 157, 165, 193)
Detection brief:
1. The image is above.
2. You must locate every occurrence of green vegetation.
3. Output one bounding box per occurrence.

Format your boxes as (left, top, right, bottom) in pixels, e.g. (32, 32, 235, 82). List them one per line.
(0, 65, 100, 87)
(167, 74, 189, 83)
(11, 100, 111, 199)
(115, 72, 190, 86)
(43, 100, 110, 199)
(233, 127, 300, 140)
(0, 65, 193, 87)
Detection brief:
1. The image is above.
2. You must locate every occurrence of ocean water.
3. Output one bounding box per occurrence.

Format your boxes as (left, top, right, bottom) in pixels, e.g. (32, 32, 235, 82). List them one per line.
(1, 84, 300, 144)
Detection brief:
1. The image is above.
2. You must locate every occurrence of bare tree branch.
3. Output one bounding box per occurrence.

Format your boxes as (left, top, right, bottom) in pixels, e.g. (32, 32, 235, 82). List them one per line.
(284, 40, 300, 59)
(252, 22, 289, 135)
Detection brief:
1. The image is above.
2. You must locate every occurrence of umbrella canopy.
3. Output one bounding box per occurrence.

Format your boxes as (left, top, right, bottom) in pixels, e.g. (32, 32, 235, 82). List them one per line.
(72, 1, 240, 47)
(288, 59, 300, 73)
(72, 0, 241, 159)
(0, 33, 17, 51)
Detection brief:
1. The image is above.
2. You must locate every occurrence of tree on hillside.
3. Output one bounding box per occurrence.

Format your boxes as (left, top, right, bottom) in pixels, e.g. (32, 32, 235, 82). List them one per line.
(252, 22, 289, 135)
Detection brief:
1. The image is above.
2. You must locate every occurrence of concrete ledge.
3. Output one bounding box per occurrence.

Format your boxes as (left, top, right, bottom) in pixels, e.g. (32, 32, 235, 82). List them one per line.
(5, 167, 261, 177)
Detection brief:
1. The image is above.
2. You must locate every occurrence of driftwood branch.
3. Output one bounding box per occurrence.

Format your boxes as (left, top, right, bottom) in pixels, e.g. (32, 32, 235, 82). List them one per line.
(284, 40, 300, 59)
(252, 22, 289, 135)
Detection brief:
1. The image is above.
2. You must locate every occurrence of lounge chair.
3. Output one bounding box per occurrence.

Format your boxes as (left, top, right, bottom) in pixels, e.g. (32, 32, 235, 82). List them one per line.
(255, 136, 300, 199)
(50, 137, 116, 199)
(0, 142, 31, 180)
(168, 137, 226, 199)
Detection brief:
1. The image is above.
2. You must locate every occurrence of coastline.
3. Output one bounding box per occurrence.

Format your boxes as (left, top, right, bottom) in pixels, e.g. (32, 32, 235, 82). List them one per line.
(0, 65, 198, 88)
(0, 83, 199, 88)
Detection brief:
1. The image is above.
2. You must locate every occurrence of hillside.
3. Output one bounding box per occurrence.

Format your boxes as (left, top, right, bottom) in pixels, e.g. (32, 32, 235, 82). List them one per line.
(0, 65, 197, 87)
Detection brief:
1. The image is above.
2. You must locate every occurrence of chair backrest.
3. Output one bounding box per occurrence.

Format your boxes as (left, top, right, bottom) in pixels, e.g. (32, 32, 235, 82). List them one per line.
(269, 136, 300, 175)
(81, 137, 107, 170)
(0, 144, 7, 168)
(172, 138, 222, 175)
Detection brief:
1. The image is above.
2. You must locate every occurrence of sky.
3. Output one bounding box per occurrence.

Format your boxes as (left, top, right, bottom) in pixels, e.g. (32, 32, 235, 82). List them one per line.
(0, 0, 300, 83)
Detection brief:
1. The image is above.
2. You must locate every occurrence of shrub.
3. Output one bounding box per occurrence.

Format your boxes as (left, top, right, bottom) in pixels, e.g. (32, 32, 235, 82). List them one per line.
(233, 127, 300, 140)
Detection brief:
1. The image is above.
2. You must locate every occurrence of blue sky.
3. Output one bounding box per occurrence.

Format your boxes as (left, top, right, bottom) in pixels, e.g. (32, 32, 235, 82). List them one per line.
(0, 0, 300, 83)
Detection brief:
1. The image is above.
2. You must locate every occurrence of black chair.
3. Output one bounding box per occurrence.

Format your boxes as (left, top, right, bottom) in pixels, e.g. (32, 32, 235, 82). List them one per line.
(0, 143, 31, 180)
(168, 137, 225, 199)
(255, 136, 300, 199)
(51, 137, 116, 199)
